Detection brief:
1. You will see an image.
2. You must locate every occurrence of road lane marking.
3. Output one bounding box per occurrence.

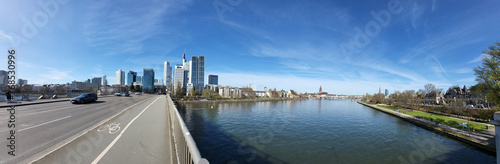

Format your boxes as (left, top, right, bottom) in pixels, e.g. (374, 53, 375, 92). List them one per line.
(91, 97, 161, 164)
(24, 106, 74, 116)
(19, 116, 72, 132)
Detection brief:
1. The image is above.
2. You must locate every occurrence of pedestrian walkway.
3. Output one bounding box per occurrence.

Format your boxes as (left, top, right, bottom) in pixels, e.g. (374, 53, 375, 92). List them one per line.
(93, 95, 173, 164)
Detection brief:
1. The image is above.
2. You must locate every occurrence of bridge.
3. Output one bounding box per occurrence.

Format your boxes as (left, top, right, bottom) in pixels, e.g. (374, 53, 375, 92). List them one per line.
(0, 94, 208, 164)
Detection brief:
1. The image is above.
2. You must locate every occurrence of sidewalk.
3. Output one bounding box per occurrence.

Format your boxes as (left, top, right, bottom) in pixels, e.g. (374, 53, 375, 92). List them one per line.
(95, 95, 173, 163)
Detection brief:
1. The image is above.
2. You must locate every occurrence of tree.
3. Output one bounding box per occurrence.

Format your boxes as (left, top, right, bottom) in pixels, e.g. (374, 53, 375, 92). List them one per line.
(135, 85, 142, 92)
(202, 89, 220, 99)
(424, 83, 437, 95)
(372, 93, 385, 104)
(174, 81, 184, 99)
(474, 41, 500, 105)
(129, 85, 135, 92)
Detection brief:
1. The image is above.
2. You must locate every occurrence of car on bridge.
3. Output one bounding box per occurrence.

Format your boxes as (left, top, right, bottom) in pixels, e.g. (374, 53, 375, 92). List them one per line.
(70, 93, 98, 104)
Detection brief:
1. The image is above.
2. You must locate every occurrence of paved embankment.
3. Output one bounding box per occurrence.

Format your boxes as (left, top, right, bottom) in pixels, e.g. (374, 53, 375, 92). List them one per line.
(357, 101, 496, 153)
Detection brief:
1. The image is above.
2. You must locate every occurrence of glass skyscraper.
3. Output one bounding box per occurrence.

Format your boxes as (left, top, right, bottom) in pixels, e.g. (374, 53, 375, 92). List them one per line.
(143, 69, 155, 93)
(208, 75, 218, 85)
(190, 56, 205, 92)
(127, 71, 137, 85)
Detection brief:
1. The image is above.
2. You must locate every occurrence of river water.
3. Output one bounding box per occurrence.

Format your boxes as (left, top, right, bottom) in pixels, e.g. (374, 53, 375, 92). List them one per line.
(177, 99, 495, 164)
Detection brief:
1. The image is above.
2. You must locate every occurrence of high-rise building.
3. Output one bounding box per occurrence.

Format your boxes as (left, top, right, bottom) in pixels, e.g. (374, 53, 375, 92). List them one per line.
(208, 75, 218, 85)
(17, 79, 28, 85)
(127, 71, 137, 85)
(136, 76, 142, 83)
(189, 56, 205, 92)
(103, 75, 108, 86)
(174, 65, 185, 93)
(164, 61, 172, 89)
(116, 69, 125, 85)
(0, 70, 7, 86)
(92, 77, 102, 87)
(385, 89, 389, 96)
(143, 69, 155, 93)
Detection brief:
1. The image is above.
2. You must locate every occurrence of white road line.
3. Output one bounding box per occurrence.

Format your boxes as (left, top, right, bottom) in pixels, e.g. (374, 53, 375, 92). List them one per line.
(91, 97, 161, 164)
(24, 106, 74, 116)
(19, 116, 72, 132)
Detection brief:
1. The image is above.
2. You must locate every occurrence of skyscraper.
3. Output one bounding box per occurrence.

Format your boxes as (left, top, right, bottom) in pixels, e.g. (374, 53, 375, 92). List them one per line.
(92, 77, 102, 87)
(143, 69, 155, 93)
(103, 75, 107, 86)
(0, 70, 8, 86)
(127, 71, 137, 85)
(174, 65, 184, 93)
(208, 75, 218, 85)
(116, 69, 125, 85)
(385, 89, 389, 96)
(136, 76, 142, 83)
(164, 61, 172, 89)
(189, 56, 205, 92)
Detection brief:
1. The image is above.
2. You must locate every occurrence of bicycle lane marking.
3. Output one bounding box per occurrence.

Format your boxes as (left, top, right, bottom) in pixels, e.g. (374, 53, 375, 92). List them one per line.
(91, 96, 161, 164)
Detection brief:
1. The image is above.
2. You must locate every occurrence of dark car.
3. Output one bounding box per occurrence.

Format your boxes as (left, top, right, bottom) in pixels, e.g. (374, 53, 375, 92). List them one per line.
(70, 93, 98, 104)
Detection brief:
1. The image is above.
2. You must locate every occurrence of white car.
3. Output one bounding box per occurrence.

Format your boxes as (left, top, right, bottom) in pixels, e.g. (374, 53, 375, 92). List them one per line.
(114, 92, 121, 96)
(135, 92, 141, 95)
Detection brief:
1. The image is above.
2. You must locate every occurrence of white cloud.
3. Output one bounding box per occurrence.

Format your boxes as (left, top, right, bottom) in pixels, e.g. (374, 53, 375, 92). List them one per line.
(0, 30, 12, 40)
(454, 68, 473, 74)
(468, 54, 487, 64)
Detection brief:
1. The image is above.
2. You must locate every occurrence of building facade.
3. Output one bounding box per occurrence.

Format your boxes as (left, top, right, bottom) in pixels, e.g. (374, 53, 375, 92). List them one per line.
(189, 56, 205, 92)
(17, 79, 28, 85)
(164, 61, 172, 90)
(143, 69, 155, 94)
(116, 69, 125, 85)
(208, 75, 218, 85)
(174, 65, 185, 93)
(127, 71, 137, 85)
(92, 77, 102, 87)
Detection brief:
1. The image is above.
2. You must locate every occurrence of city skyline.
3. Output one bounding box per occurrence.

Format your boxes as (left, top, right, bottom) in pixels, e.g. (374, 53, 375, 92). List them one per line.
(1, 1, 500, 94)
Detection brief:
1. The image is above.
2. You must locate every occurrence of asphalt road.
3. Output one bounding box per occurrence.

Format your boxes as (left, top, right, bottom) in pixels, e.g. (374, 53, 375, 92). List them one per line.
(0, 94, 155, 164)
(33, 95, 173, 164)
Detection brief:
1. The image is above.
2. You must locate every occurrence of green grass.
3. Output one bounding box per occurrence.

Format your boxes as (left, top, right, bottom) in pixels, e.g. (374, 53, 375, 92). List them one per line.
(378, 106, 492, 131)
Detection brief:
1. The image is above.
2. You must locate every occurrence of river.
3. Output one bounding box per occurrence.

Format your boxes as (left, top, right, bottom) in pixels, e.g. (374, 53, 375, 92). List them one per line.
(177, 99, 495, 164)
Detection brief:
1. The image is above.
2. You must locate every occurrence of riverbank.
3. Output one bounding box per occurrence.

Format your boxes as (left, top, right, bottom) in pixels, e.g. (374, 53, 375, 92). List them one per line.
(357, 101, 496, 153)
(177, 97, 308, 103)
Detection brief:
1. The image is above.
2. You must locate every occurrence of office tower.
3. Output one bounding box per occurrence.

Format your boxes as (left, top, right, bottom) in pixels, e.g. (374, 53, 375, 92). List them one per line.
(127, 71, 137, 85)
(0, 70, 7, 86)
(208, 75, 218, 85)
(116, 69, 125, 85)
(164, 61, 172, 89)
(174, 65, 185, 93)
(136, 76, 142, 83)
(189, 56, 205, 92)
(143, 69, 155, 94)
(92, 77, 102, 87)
(103, 75, 107, 86)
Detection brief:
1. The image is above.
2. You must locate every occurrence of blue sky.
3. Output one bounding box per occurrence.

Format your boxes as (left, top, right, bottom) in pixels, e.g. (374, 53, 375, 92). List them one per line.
(1, 0, 499, 95)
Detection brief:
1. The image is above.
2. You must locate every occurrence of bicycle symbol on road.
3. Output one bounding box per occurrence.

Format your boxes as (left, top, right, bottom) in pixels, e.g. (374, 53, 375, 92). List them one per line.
(97, 122, 121, 134)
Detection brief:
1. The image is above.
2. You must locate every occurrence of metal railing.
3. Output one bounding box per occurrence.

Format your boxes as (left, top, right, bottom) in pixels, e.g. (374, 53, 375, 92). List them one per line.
(167, 95, 209, 164)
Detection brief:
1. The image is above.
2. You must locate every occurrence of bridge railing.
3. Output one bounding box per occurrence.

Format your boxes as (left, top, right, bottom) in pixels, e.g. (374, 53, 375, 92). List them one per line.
(167, 95, 209, 164)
